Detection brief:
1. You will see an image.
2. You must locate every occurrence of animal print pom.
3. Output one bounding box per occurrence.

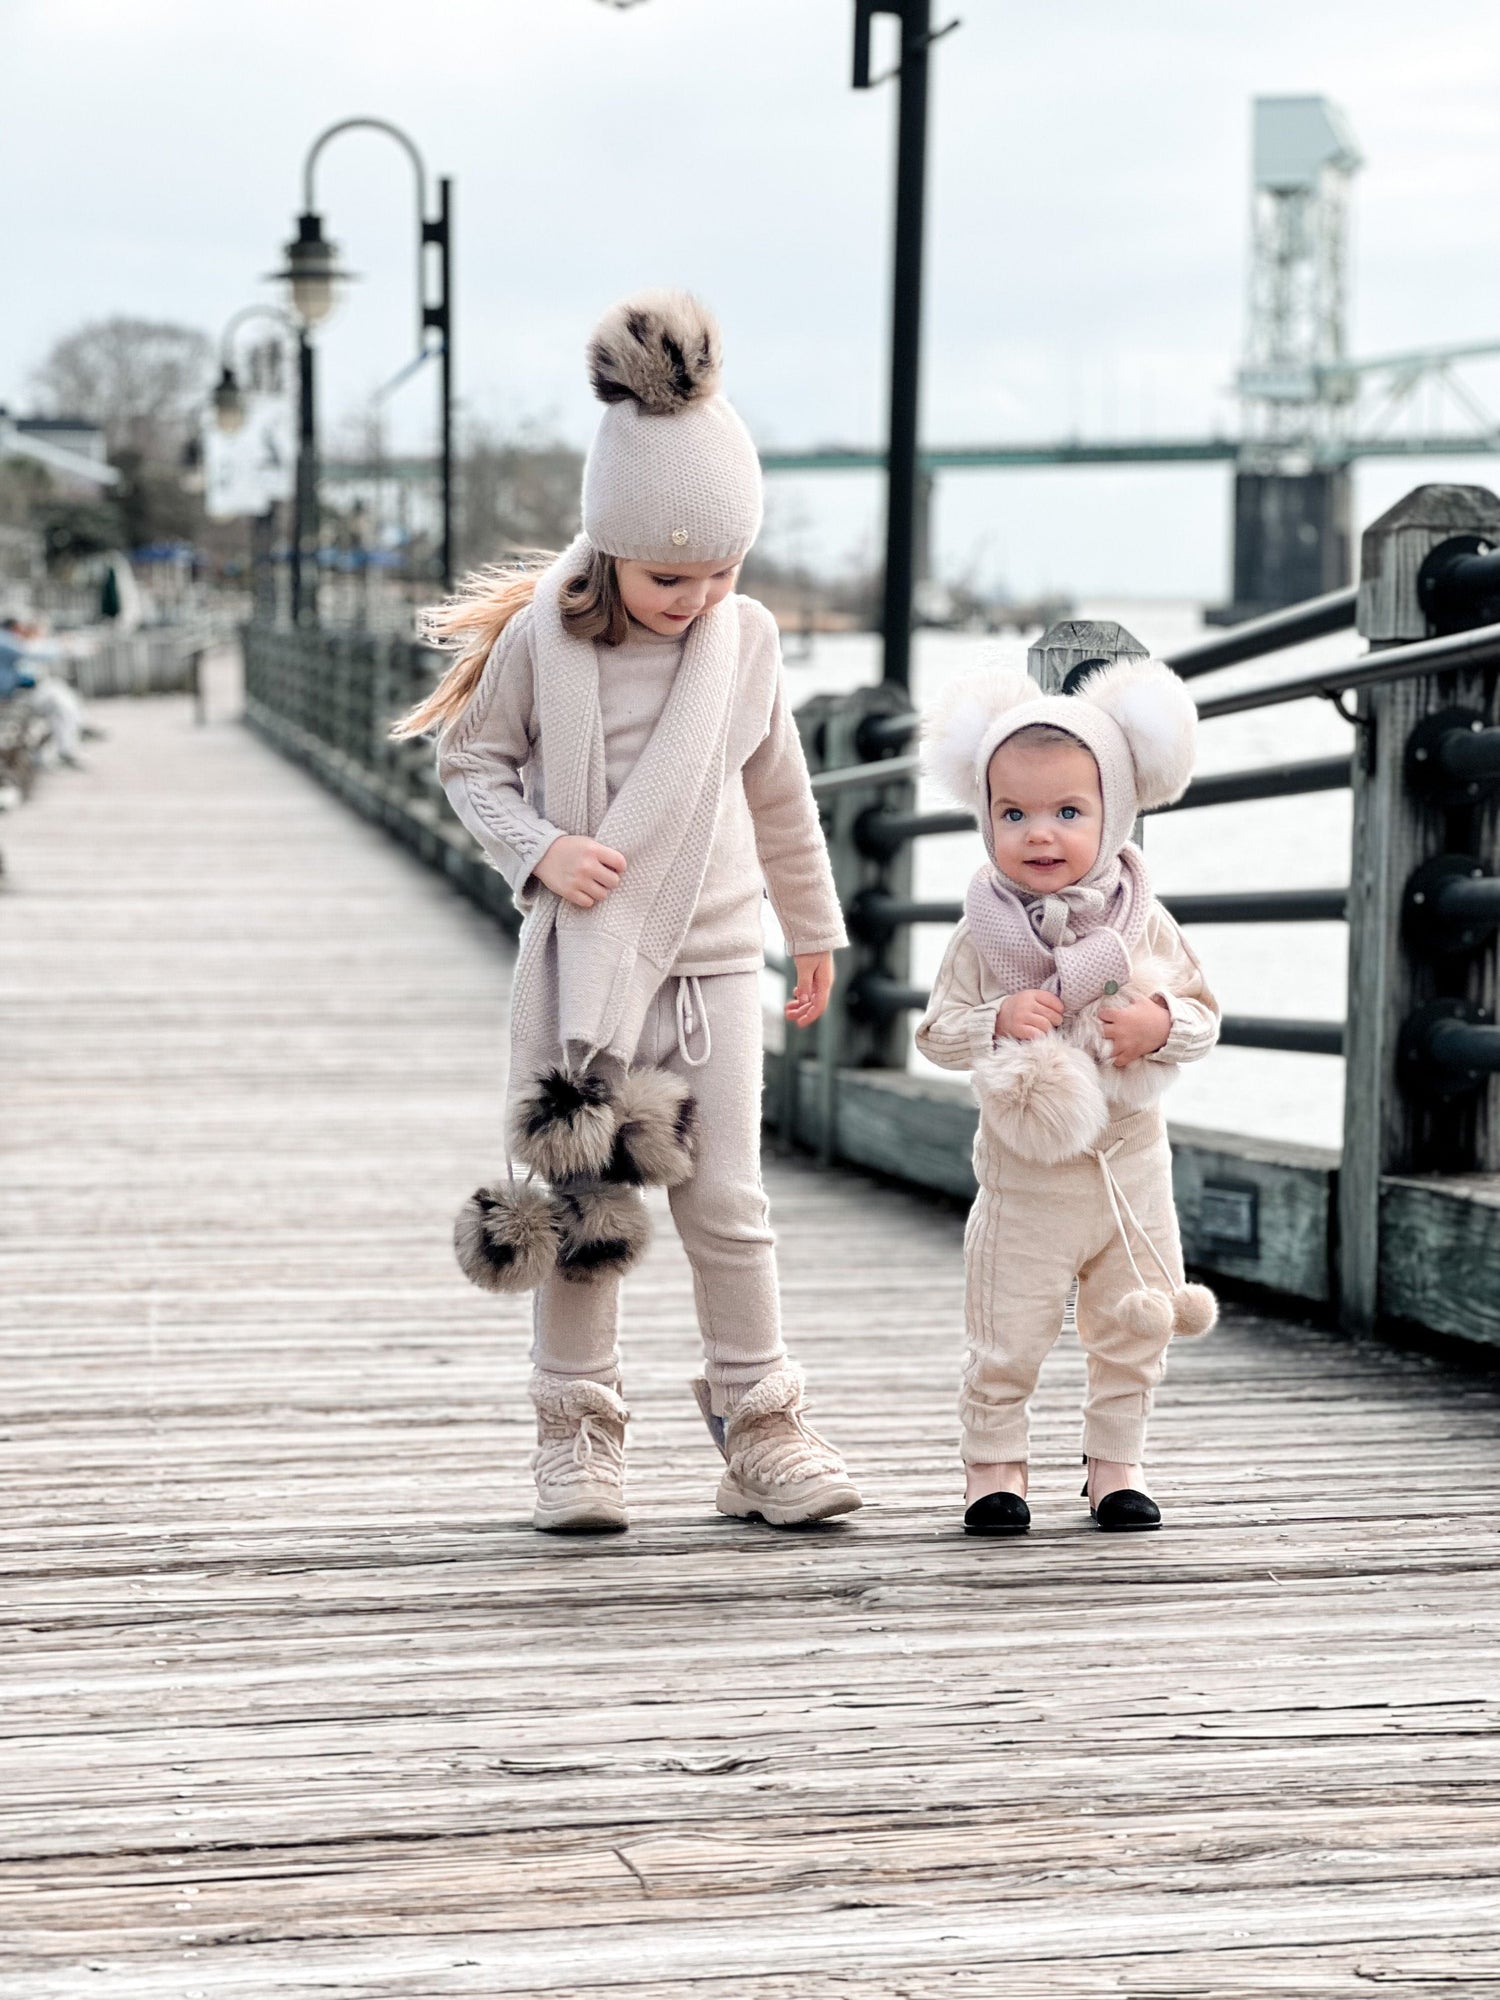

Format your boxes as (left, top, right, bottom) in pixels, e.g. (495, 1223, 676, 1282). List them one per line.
(587, 291, 723, 414)
(453, 1180, 560, 1294)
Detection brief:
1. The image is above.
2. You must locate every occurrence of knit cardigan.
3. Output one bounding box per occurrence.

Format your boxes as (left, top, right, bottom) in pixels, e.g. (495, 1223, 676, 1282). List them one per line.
(438, 542, 846, 1079)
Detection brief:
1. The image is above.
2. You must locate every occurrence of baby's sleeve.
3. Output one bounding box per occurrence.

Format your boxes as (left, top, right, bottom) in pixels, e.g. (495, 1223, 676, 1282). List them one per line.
(436, 614, 566, 899)
(915, 923, 1003, 1072)
(1143, 907, 1221, 1067)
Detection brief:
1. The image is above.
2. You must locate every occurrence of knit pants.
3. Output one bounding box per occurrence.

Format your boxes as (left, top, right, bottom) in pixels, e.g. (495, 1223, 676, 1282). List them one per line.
(960, 1106, 1182, 1466)
(531, 970, 785, 1410)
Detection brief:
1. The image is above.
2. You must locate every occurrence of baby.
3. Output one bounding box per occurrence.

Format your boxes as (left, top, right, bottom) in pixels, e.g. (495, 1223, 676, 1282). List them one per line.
(916, 659, 1220, 1534)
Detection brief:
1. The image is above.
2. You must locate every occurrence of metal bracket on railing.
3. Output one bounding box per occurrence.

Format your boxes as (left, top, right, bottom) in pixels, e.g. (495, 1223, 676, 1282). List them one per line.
(1405, 706, 1500, 806)
(1403, 853, 1500, 957)
(1398, 998, 1500, 1100)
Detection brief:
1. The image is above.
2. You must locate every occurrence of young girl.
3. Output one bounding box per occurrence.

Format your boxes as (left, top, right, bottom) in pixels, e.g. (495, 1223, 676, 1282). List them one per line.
(916, 659, 1220, 1535)
(394, 290, 861, 1535)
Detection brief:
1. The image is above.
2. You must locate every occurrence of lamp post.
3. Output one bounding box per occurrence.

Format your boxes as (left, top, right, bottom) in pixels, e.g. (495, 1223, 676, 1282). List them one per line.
(213, 304, 299, 621)
(853, 1, 957, 690)
(270, 119, 454, 628)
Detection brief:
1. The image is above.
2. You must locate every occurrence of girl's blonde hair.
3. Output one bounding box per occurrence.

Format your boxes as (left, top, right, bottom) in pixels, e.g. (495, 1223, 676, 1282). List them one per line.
(390, 544, 629, 739)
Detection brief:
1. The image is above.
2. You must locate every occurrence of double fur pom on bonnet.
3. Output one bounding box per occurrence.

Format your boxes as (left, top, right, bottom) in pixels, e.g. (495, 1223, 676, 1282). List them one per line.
(925, 656, 1198, 827)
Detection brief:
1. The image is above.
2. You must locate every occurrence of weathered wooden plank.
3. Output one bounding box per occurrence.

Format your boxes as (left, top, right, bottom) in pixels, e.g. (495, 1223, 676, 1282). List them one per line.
(1, 676, 1498, 1988)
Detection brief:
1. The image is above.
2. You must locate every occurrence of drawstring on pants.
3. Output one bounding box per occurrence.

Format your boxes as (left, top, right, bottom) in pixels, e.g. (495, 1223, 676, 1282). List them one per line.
(675, 975, 712, 1068)
(1091, 1140, 1178, 1295)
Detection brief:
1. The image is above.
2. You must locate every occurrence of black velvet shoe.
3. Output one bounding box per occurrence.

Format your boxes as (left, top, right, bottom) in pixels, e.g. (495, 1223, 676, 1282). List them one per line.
(1090, 1487, 1161, 1532)
(963, 1491, 1031, 1536)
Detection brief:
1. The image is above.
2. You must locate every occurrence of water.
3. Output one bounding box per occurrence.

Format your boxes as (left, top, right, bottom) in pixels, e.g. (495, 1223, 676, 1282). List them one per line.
(775, 600, 1358, 1153)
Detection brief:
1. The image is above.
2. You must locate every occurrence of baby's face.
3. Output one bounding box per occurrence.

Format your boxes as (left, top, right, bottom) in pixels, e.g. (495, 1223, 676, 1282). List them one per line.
(987, 737, 1103, 892)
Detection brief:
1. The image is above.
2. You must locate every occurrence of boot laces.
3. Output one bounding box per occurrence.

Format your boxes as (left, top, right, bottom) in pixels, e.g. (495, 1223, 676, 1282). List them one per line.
(534, 1409, 625, 1492)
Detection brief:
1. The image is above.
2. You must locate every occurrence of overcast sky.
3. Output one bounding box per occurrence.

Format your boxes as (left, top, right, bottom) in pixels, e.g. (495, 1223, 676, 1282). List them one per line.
(4, 0, 1499, 597)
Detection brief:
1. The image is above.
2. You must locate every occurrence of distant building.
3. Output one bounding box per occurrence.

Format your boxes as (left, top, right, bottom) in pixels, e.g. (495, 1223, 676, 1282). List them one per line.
(0, 409, 117, 492)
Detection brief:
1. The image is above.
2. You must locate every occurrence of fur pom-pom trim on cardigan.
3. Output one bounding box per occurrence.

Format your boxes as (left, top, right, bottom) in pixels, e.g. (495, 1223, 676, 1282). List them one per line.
(587, 291, 723, 414)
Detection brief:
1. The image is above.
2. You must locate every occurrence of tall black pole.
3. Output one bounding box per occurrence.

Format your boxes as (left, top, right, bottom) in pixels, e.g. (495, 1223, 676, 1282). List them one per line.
(293, 329, 319, 626)
(437, 177, 454, 590)
(880, 0, 931, 691)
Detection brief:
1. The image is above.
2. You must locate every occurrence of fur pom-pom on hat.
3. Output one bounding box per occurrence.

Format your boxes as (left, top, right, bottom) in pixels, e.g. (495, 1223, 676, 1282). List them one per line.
(453, 1179, 561, 1294)
(587, 291, 722, 415)
(511, 1069, 618, 1183)
(1077, 658, 1198, 811)
(923, 664, 1036, 815)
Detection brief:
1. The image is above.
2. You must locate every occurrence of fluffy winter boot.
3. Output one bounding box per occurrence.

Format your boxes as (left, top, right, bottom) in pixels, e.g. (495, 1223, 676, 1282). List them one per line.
(529, 1370, 630, 1533)
(695, 1367, 862, 1527)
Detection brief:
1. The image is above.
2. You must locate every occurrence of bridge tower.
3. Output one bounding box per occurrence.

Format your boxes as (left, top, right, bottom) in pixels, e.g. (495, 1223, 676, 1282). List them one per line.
(1218, 96, 1363, 623)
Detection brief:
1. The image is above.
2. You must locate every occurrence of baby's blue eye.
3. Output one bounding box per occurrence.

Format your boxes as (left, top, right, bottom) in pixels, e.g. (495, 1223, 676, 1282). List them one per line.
(1000, 807, 1024, 823)
(1059, 805, 1080, 821)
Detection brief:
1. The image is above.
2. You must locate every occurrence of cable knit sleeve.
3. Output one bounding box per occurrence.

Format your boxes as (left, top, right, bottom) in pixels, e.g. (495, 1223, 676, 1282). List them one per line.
(436, 610, 567, 899)
(915, 922, 1002, 1072)
(1140, 906, 1221, 1067)
(741, 635, 848, 958)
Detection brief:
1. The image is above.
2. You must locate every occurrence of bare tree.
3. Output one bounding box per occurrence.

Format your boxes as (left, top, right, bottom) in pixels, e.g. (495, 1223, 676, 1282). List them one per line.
(457, 419, 582, 570)
(30, 317, 213, 464)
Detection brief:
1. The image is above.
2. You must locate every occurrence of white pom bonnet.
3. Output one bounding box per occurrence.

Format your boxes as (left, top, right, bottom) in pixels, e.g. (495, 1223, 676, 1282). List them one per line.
(924, 658, 1199, 870)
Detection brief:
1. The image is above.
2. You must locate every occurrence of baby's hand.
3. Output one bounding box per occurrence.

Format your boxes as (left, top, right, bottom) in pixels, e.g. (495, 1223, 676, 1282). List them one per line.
(534, 835, 627, 909)
(996, 989, 1064, 1041)
(1099, 995, 1171, 1066)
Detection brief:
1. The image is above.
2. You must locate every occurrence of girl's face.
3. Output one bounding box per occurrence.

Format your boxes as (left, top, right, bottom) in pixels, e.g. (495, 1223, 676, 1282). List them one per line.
(987, 736, 1103, 891)
(616, 556, 743, 636)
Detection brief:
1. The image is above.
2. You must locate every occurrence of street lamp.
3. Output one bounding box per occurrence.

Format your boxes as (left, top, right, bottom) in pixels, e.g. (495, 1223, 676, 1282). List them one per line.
(213, 304, 298, 437)
(271, 117, 454, 628)
(213, 304, 300, 619)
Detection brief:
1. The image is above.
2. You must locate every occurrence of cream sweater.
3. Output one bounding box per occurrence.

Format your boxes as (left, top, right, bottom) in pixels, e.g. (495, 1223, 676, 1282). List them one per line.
(439, 579, 845, 1058)
(916, 905, 1220, 1074)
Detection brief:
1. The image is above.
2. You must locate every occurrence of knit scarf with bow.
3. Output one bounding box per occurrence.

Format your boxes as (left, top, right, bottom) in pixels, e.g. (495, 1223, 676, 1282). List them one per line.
(965, 843, 1151, 1014)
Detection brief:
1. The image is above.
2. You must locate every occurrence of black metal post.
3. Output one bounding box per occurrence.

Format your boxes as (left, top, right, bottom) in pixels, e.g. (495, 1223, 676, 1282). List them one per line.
(292, 329, 319, 626)
(879, 0, 930, 691)
(423, 175, 455, 590)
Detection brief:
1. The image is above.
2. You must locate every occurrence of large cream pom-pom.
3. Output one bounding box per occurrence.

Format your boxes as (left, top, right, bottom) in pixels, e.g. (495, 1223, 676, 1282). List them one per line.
(922, 661, 1039, 813)
(974, 1035, 1109, 1165)
(1074, 658, 1197, 810)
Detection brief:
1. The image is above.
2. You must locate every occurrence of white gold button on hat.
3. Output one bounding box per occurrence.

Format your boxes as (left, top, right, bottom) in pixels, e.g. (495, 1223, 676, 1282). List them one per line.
(671, 528, 689, 546)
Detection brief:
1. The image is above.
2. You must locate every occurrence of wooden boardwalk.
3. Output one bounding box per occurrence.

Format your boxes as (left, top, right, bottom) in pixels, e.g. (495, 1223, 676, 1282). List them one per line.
(3, 674, 1499, 1997)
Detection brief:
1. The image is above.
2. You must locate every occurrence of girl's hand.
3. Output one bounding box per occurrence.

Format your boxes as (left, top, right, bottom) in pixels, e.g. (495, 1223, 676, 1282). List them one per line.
(785, 951, 835, 1028)
(996, 989, 1064, 1041)
(534, 835, 627, 909)
(1099, 995, 1171, 1066)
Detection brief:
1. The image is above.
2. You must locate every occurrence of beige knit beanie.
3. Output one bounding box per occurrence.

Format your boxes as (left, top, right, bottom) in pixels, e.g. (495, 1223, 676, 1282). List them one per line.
(581, 291, 764, 564)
